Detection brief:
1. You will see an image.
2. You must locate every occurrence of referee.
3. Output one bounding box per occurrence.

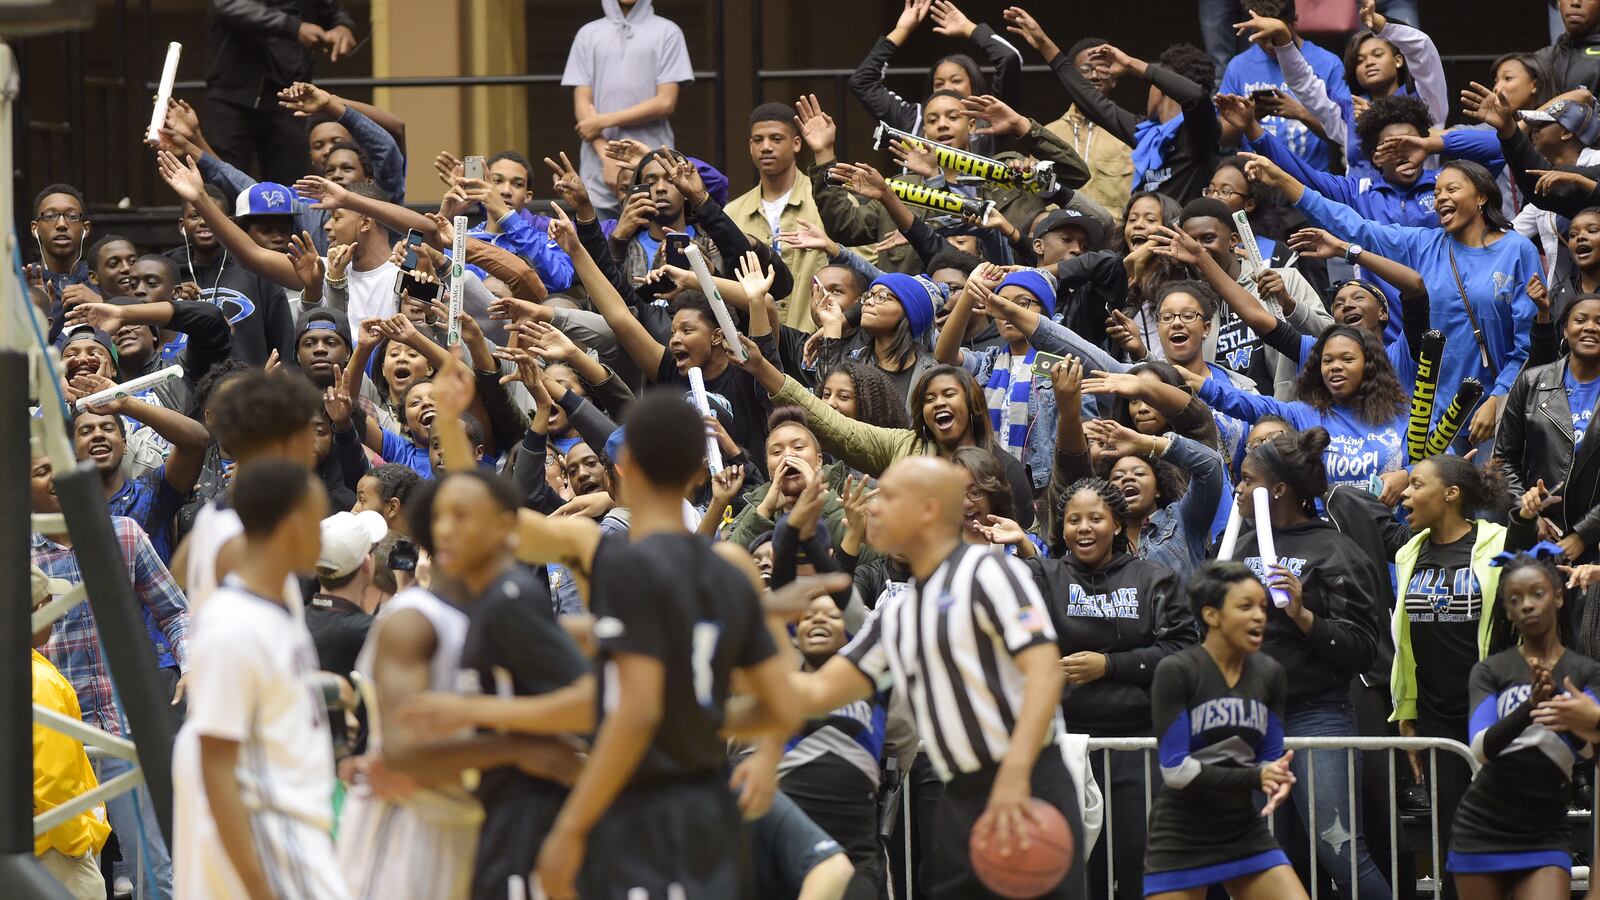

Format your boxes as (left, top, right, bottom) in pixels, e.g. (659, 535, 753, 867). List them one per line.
(780, 456, 1087, 899)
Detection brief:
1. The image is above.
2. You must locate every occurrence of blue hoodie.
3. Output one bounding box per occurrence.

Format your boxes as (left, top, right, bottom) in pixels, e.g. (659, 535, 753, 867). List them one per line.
(1295, 187, 1538, 421)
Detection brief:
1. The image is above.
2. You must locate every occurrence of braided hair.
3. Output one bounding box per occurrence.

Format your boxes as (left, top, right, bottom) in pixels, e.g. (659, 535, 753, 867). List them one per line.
(1054, 477, 1133, 559)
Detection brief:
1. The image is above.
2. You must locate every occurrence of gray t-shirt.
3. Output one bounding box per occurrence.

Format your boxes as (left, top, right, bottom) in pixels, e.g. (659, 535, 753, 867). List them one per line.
(561, 0, 694, 213)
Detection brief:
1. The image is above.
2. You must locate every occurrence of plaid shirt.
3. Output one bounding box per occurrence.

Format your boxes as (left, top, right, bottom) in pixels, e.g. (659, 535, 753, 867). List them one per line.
(32, 517, 190, 738)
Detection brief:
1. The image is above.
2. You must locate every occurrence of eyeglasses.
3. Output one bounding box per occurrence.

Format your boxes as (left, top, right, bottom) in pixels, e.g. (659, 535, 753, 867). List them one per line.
(1156, 310, 1205, 324)
(1076, 64, 1109, 76)
(35, 211, 84, 223)
(862, 289, 896, 306)
(963, 485, 985, 502)
(1202, 186, 1247, 200)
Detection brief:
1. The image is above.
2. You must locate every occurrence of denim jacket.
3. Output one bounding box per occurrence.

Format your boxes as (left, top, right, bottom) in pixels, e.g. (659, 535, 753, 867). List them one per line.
(959, 344, 1058, 491)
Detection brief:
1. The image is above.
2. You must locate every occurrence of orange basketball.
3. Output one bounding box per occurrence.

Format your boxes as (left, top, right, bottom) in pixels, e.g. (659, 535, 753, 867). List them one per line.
(968, 798, 1075, 898)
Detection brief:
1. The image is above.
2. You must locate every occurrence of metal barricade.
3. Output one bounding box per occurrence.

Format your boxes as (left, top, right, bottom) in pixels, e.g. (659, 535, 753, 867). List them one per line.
(1082, 736, 1481, 900)
(890, 735, 1490, 899)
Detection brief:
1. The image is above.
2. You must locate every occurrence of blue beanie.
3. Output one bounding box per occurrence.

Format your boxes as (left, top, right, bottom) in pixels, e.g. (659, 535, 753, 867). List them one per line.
(872, 273, 946, 338)
(604, 427, 626, 467)
(997, 269, 1059, 319)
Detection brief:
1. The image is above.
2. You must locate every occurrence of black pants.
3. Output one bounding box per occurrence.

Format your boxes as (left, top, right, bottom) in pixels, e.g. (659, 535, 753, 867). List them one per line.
(1087, 745, 1157, 900)
(1415, 714, 1471, 900)
(781, 768, 884, 892)
(930, 751, 1088, 899)
(204, 90, 311, 187)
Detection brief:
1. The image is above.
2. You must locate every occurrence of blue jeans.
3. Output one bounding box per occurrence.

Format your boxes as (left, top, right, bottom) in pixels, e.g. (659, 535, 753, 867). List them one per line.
(94, 756, 173, 900)
(1276, 702, 1392, 900)
(1198, 0, 1243, 81)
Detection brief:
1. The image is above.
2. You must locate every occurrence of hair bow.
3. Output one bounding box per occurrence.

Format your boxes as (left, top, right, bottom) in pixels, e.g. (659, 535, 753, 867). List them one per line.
(1487, 541, 1566, 567)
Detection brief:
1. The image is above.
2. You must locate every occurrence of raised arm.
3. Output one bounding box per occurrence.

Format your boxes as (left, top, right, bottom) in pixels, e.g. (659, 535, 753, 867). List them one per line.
(548, 204, 667, 377)
(847, 1, 926, 132)
(156, 150, 299, 289)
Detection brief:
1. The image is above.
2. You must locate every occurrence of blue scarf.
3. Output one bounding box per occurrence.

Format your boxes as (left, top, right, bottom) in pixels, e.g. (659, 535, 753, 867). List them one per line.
(1131, 114, 1185, 191)
(985, 347, 1037, 459)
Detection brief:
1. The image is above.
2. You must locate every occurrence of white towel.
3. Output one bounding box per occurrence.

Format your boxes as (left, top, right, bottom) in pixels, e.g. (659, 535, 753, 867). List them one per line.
(1057, 732, 1103, 855)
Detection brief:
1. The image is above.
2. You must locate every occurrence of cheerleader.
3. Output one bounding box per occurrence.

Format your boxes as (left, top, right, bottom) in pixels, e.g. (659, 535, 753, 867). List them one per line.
(1144, 560, 1308, 900)
(1448, 546, 1600, 899)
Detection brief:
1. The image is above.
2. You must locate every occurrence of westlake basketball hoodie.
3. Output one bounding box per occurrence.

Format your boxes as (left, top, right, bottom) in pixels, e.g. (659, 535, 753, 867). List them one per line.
(1234, 519, 1385, 710)
(1026, 552, 1198, 736)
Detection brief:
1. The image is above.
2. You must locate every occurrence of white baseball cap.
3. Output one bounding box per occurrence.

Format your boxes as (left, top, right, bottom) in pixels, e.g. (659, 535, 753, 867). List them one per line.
(316, 510, 389, 579)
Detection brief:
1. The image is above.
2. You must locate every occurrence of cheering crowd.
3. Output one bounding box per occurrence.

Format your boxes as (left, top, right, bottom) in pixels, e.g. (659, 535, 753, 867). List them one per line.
(23, 0, 1600, 897)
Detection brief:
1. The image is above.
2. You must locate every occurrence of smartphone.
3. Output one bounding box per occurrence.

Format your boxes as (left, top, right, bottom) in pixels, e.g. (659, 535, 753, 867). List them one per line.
(663, 232, 692, 270)
(463, 155, 485, 181)
(1030, 351, 1066, 379)
(394, 229, 441, 301)
(628, 182, 652, 198)
(1250, 88, 1280, 103)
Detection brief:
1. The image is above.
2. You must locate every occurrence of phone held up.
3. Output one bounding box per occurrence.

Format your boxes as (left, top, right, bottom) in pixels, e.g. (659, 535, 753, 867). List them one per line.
(463, 155, 485, 182)
(393, 228, 441, 303)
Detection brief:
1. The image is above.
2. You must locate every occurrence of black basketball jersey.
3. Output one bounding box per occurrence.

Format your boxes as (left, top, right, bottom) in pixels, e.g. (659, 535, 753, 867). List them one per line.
(590, 532, 777, 785)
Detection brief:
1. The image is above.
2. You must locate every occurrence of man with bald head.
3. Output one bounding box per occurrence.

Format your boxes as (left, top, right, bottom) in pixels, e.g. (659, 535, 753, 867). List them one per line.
(776, 456, 1087, 898)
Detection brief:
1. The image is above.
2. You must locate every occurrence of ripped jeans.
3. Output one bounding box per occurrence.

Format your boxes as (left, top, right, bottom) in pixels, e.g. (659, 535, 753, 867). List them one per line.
(1274, 702, 1393, 900)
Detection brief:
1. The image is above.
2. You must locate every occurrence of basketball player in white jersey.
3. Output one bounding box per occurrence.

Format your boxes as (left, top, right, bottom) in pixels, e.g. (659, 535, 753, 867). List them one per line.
(171, 368, 322, 610)
(336, 529, 482, 900)
(172, 460, 350, 900)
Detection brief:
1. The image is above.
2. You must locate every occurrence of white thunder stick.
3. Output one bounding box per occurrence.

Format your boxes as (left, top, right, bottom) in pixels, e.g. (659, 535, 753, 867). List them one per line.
(446, 215, 468, 347)
(684, 244, 746, 362)
(75, 365, 184, 412)
(1232, 209, 1267, 272)
(147, 43, 182, 144)
(1252, 486, 1292, 608)
(687, 366, 724, 475)
(1216, 501, 1244, 560)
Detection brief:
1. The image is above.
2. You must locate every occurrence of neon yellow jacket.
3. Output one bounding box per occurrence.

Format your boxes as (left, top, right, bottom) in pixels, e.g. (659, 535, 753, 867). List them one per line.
(1388, 521, 1505, 723)
(33, 650, 111, 857)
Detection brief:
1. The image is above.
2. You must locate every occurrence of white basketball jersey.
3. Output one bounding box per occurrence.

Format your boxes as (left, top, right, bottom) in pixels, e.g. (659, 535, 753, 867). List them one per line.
(339, 588, 481, 900)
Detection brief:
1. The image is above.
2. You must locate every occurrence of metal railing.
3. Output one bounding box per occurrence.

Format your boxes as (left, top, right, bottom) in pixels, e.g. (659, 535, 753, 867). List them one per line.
(890, 735, 1594, 900)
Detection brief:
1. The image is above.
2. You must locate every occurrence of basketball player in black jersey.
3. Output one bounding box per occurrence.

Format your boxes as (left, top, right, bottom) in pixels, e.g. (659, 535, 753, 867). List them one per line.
(514, 392, 811, 900)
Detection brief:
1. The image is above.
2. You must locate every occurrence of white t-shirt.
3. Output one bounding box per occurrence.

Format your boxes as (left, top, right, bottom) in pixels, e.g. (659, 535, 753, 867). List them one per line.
(760, 189, 792, 238)
(172, 579, 349, 900)
(346, 261, 401, 333)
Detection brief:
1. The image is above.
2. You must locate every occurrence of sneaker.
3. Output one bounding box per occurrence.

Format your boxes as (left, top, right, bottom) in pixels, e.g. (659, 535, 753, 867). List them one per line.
(1397, 783, 1430, 815)
(113, 875, 133, 898)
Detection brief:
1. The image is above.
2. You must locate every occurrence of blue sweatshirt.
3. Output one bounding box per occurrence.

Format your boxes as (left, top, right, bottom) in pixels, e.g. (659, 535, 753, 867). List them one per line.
(1220, 42, 1351, 172)
(1200, 374, 1408, 490)
(1294, 187, 1538, 419)
(1247, 128, 1504, 229)
(466, 208, 575, 293)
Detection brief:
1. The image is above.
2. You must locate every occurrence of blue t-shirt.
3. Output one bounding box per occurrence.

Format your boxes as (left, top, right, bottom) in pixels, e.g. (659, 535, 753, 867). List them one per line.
(379, 428, 434, 479)
(1566, 368, 1600, 445)
(1200, 375, 1407, 490)
(1220, 42, 1352, 172)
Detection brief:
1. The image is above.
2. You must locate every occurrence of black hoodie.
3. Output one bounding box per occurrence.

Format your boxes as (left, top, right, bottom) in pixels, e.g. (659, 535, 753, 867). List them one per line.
(1233, 519, 1385, 710)
(164, 243, 295, 366)
(1027, 551, 1198, 736)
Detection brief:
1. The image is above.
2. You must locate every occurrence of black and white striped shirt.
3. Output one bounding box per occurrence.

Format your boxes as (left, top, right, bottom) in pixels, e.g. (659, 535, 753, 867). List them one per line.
(842, 544, 1061, 781)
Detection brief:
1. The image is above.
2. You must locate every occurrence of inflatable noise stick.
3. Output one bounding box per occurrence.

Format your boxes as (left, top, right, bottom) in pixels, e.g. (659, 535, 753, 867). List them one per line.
(147, 43, 182, 144)
(687, 367, 723, 475)
(873, 122, 1058, 194)
(1252, 487, 1294, 609)
(1231, 210, 1267, 273)
(683, 244, 745, 363)
(1407, 330, 1445, 463)
(885, 178, 997, 225)
(75, 365, 184, 412)
(1216, 501, 1244, 560)
(1424, 378, 1485, 457)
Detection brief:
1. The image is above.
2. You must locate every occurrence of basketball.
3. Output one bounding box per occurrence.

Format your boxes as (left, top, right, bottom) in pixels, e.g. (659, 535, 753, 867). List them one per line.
(968, 798, 1075, 898)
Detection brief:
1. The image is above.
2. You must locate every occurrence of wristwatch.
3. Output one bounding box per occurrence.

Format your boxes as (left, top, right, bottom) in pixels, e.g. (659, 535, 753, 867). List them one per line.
(1344, 243, 1363, 262)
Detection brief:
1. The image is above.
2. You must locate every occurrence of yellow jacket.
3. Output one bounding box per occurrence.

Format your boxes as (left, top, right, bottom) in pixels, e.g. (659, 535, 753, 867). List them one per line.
(33, 650, 110, 858)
